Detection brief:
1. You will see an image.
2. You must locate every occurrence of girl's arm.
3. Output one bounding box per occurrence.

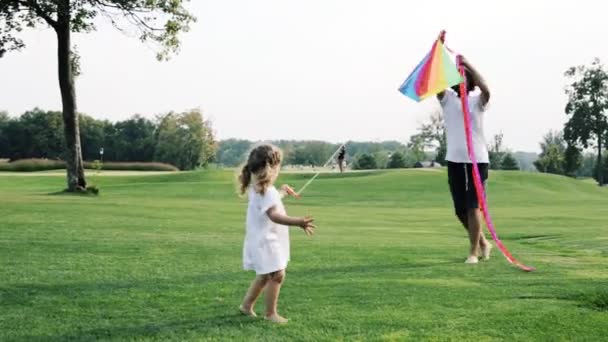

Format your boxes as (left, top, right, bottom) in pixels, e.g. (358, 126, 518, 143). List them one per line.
(279, 184, 300, 199)
(266, 207, 315, 236)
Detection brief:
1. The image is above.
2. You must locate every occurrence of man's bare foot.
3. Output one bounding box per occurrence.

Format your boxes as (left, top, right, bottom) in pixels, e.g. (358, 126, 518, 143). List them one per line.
(481, 243, 492, 261)
(465, 255, 479, 264)
(239, 305, 257, 317)
(265, 313, 288, 324)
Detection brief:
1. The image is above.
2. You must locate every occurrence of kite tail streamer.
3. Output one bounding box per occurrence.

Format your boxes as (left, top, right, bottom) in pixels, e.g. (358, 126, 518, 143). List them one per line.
(456, 55, 534, 272)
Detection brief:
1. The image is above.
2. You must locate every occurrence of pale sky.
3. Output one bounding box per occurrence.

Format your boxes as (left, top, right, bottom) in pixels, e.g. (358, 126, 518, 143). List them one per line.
(1, 0, 606, 152)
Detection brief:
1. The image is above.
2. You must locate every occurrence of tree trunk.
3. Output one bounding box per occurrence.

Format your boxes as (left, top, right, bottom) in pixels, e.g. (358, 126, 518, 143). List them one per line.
(598, 133, 604, 186)
(55, 5, 86, 192)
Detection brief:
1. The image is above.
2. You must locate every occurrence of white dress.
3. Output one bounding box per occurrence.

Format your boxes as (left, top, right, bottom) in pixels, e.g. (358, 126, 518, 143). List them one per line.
(243, 186, 290, 275)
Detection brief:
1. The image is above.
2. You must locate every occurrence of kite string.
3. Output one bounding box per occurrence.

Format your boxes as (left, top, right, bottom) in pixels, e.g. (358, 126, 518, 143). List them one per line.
(296, 143, 345, 195)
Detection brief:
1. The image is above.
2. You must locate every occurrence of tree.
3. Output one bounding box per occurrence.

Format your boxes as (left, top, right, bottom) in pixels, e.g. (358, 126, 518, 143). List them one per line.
(79, 114, 110, 161)
(407, 134, 426, 164)
(501, 153, 520, 170)
(435, 135, 447, 165)
(20, 108, 65, 159)
(489, 133, 505, 170)
(372, 151, 390, 169)
(0, 109, 64, 160)
(579, 152, 597, 178)
(387, 151, 406, 169)
(1, 1, 195, 191)
(114, 115, 157, 162)
(0, 111, 11, 158)
(217, 139, 252, 167)
(513, 152, 539, 172)
(154, 109, 216, 170)
(419, 110, 447, 164)
(289, 141, 336, 166)
(353, 154, 377, 170)
(201, 117, 217, 165)
(534, 145, 565, 175)
(563, 144, 583, 178)
(593, 154, 608, 184)
(534, 130, 566, 175)
(564, 58, 608, 186)
(539, 130, 566, 155)
(418, 110, 446, 164)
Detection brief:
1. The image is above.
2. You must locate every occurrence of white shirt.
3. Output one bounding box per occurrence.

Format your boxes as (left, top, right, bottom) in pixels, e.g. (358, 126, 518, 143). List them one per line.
(440, 89, 490, 163)
(243, 185, 290, 275)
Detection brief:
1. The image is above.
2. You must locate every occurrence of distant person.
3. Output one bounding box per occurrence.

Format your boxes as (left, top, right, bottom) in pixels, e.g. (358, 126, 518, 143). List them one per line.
(437, 55, 492, 264)
(337, 145, 346, 173)
(237, 144, 315, 323)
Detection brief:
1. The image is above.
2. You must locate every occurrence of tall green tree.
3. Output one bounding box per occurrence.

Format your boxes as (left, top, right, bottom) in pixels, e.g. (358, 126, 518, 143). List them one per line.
(0, 111, 10, 158)
(501, 153, 520, 170)
(290, 141, 336, 166)
(353, 153, 377, 170)
(563, 144, 583, 178)
(594, 154, 608, 184)
(564, 58, 608, 186)
(79, 114, 110, 161)
(1, 109, 64, 160)
(372, 151, 390, 169)
(154, 109, 216, 170)
(407, 134, 426, 164)
(489, 133, 505, 170)
(19, 108, 65, 159)
(0, 0, 195, 191)
(217, 139, 253, 167)
(113, 115, 157, 162)
(419, 110, 447, 164)
(579, 152, 597, 178)
(534, 130, 566, 175)
(387, 151, 406, 169)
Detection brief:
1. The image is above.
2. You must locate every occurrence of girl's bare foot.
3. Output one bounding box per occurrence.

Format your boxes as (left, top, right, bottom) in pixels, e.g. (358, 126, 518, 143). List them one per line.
(265, 313, 288, 324)
(239, 305, 257, 317)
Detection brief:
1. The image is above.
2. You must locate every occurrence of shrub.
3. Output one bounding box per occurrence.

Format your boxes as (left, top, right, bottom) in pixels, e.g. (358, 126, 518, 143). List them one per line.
(0, 159, 65, 172)
(0, 159, 179, 172)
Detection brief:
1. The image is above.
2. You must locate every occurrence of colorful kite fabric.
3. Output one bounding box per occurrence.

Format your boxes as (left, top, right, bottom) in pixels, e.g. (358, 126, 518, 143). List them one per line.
(398, 38, 463, 102)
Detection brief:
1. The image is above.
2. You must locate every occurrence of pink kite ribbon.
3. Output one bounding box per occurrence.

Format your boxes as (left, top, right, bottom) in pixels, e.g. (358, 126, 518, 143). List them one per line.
(456, 55, 535, 272)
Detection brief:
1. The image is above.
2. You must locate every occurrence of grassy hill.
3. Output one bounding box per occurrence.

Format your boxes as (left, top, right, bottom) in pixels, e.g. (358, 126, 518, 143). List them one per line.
(1, 169, 607, 341)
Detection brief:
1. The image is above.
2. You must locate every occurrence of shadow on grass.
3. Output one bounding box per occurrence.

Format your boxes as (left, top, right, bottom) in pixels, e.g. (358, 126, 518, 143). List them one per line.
(47, 188, 99, 197)
(17, 314, 257, 342)
(1, 273, 259, 341)
(0, 271, 243, 306)
(293, 260, 460, 278)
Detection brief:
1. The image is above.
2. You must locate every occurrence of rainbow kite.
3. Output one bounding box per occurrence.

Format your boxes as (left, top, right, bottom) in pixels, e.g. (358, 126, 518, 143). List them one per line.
(398, 33, 462, 101)
(399, 32, 534, 272)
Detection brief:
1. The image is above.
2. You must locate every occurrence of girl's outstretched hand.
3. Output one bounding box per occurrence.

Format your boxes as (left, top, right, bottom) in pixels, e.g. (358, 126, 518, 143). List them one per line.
(281, 184, 301, 199)
(298, 216, 315, 236)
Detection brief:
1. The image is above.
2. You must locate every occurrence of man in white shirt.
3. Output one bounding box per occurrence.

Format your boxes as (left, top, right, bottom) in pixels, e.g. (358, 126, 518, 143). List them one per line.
(437, 56, 492, 265)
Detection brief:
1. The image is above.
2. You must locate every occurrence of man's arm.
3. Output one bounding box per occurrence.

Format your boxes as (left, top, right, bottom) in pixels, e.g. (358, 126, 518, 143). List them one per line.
(461, 56, 490, 107)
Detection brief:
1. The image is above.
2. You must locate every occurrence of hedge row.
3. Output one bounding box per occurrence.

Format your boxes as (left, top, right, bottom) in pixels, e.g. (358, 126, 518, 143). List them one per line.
(0, 159, 179, 172)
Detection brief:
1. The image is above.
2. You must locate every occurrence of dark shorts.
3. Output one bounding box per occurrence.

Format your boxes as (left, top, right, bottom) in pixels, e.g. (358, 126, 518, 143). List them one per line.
(447, 162, 489, 216)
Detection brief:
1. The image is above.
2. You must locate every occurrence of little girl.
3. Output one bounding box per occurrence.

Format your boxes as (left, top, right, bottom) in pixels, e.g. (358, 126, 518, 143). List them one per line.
(238, 144, 315, 324)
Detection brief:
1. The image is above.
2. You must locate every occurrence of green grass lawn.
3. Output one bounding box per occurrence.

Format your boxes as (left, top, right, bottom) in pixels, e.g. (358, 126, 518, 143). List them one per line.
(1, 169, 607, 341)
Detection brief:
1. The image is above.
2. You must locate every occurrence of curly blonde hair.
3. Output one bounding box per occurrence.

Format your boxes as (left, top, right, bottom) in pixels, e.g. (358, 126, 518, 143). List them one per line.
(238, 144, 283, 195)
